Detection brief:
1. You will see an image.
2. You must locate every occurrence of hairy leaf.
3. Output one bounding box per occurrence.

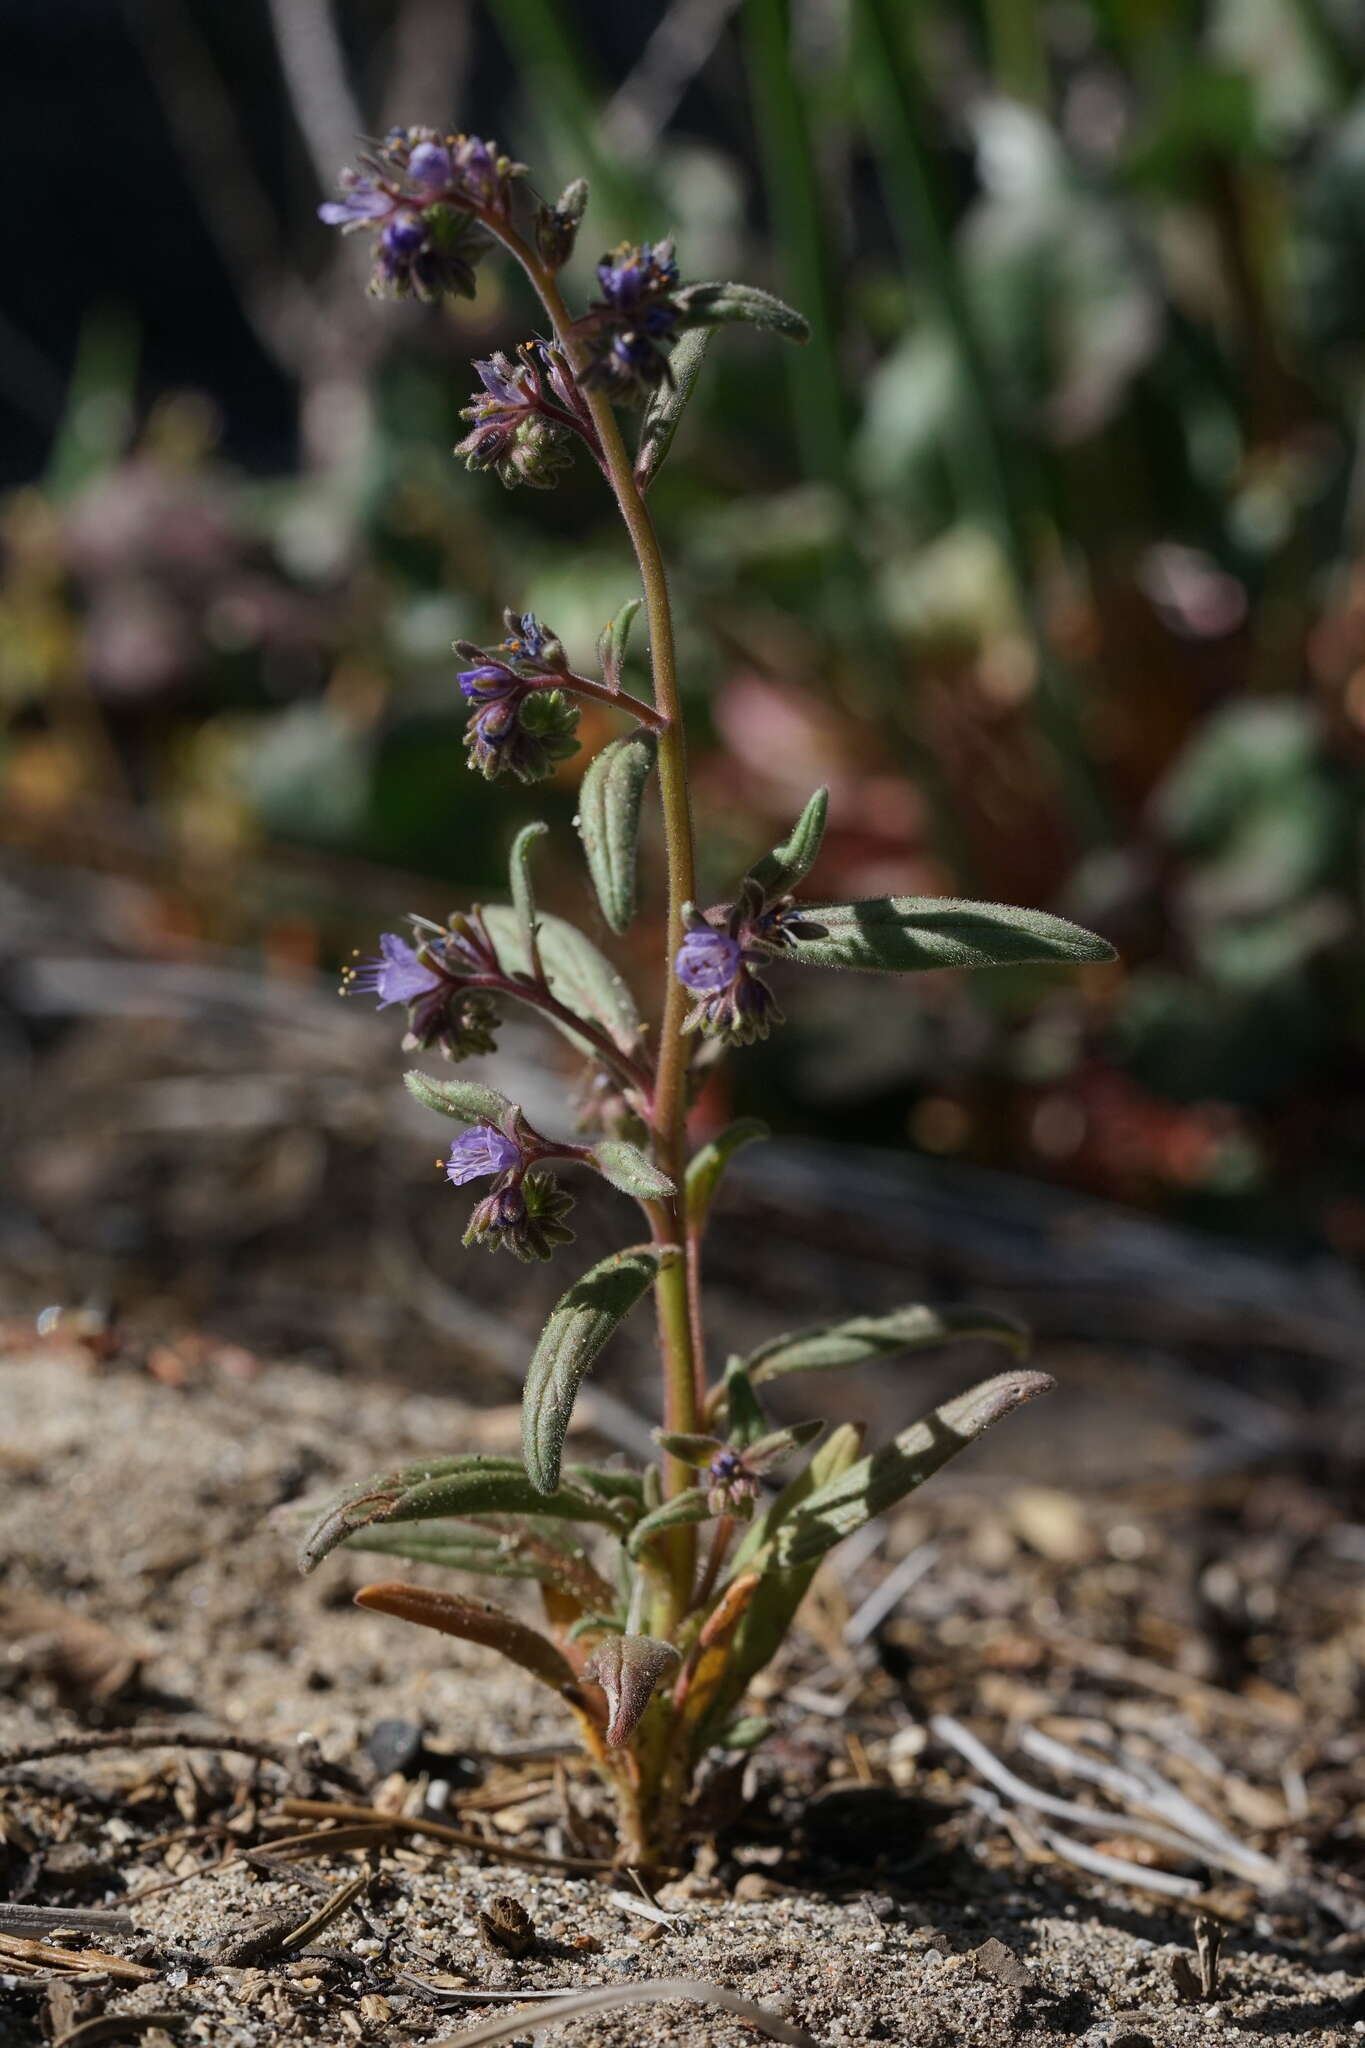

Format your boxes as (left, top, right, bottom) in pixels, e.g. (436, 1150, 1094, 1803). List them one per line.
(775, 1370, 1055, 1566)
(298, 1455, 626, 1573)
(596, 596, 643, 691)
(590, 1137, 675, 1202)
(685, 1118, 769, 1235)
(344, 1519, 617, 1611)
(577, 731, 656, 935)
(626, 1488, 713, 1559)
(522, 1246, 672, 1494)
(582, 1633, 681, 1746)
(508, 820, 547, 964)
(678, 1572, 761, 1736)
(674, 281, 812, 342)
(785, 898, 1116, 974)
(695, 1424, 864, 1742)
(403, 1069, 515, 1127)
(481, 904, 643, 1057)
(745, 1305, 1029, 1385)
(635, 328, 712, 490)
(745, 787, 828, 902)
(354, 1582, 577, 1693)
(721, 1359, 769, 1449)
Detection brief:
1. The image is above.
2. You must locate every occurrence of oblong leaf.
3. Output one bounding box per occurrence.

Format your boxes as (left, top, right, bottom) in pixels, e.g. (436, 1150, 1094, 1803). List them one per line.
(481, 904, 643, 1056)
(685, 1118, 769, 1235)
(522, 1246, 672, 1494)
(577, 732, 656, 935)
(299, 1455, 625, 1574)
(626, 1487, 713, 1559)
(596, 596, 643, 690)
(636, 328, 712, 490)
(745, 1305, 1029, 1384)
(786, 898, 1116, 974)
(404, 1070, 515, 1126)
(745, 788, 828, 902)
(354, 1582, 576, 1693)
(344, 1522, 558, 1584)
(590, 1138, 675, 1201)
(695, 1424, 864, 1744)
(508, 820, 547, 962)
(775, 1369, 1055, 1566)
(675, 281, 812, 342)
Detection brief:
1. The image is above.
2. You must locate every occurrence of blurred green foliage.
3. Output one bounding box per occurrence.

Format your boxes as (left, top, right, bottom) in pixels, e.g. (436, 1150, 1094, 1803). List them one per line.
(7, 0, 1365, 1246)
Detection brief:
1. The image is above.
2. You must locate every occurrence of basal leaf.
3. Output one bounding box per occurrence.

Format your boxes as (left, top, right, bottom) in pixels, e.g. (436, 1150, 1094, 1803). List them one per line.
(522, 1246, 672, 1494)
(685, 1118, 769, 1235)
(745, 788, 828, 902)
(775, 1370, 1055, 1567)
(298, 1454, 625, 1574)
(635, 328, 712, 490)
(403, 1069, 516, 1127)
(576, 731, 657, 935)
(482, 904, 644, 1057)
(582, 1633, 681, 1746)
(590, 1137, 676, 1201)
(596, 596, 643, 690)
(354, 1582, 577, 1693)
(745, 1305, 1029, 1385)
(674, 281, 812, 342)
(785, 898, 1116, 974)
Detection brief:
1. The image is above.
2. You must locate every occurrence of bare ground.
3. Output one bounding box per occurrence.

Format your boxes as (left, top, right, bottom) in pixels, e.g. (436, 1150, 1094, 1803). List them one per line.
(1, 1338, 1362, 2048)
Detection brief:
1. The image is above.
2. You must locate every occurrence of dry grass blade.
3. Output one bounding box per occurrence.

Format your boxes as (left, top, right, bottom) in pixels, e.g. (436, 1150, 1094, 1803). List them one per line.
(276, 1798, 615, 1874)
(427, 1977, 820, 2047)
(0, 1933, 157, 1984)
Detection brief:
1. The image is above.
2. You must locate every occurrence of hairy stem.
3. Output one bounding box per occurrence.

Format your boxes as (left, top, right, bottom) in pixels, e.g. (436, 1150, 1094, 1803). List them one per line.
(493, 227, 704, 1617)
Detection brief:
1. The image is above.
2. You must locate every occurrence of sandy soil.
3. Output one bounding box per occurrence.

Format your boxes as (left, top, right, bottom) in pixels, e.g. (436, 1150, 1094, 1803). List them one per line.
(1, 1341, 1362, 2047)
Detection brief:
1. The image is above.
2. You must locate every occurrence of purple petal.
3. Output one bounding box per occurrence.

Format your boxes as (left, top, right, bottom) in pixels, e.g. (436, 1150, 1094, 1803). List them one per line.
(408, 141, 453, 188)
(675, 928, 742, 994)
(459, 664, 516, 701)
(353, 933, 442, 1007)
(446, 1124, 523, 1187)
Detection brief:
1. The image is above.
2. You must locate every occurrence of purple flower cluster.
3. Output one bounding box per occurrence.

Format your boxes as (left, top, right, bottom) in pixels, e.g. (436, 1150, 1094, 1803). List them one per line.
(455, 613, 580, 782)
(578, 241, 681, 397)
(444, 1122, 576, 1262)
(318, 129, 523, 303)
(343, 920, 500, 1061)
(453, 344, 586, 490)
(674, 891, 825, 1047)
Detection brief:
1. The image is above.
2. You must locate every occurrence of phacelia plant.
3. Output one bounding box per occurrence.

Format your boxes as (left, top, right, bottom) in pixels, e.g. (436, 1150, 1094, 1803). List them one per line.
(302, 125, 1115, 1866)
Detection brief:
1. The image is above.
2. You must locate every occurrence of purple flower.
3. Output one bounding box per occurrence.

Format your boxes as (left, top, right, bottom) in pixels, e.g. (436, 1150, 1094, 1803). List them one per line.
(350, 933, 442, 1007)
(579, 241, 682, 396)
(382, 212, 428, 259)
(446, 1124, 523, 1187)
(407, 141, 453, 187)
(318, 173, 390, 227)
(459, 662, 517, 703)
(675, 928, 743, 994)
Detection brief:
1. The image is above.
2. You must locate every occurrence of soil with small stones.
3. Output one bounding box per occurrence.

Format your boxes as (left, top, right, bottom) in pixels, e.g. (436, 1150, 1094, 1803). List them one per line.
(2, 1339, 1363, 2048)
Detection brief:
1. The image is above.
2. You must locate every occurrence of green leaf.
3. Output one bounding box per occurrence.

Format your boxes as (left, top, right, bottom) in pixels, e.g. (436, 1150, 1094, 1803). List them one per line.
(522, 1246, 672, 1494)
(694, 1423, 864, 1745)
(685, 1118, 769, 1234)
(590, 1137, 675, 1201)
(745, 787, 828, 902)
(744, 1305, 1029, 1385)
(508, 820, 548, 963)
(721, 1359, 768, 1451)
(482, 904, 644, 1057)
(626, 1487, 713, 1558)
(675, 280, 812, 342)
(403, 1069, 515, 1128)
(635, 327, 712, 490)
(576, 731, 656, 935)
(775, 1370, 1055, 1567)
(344, 1521, 566, 1586)
(298, 1455, 625, 1574)
(786, 898, 1116, 974)
(596, 597, 643, 691)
